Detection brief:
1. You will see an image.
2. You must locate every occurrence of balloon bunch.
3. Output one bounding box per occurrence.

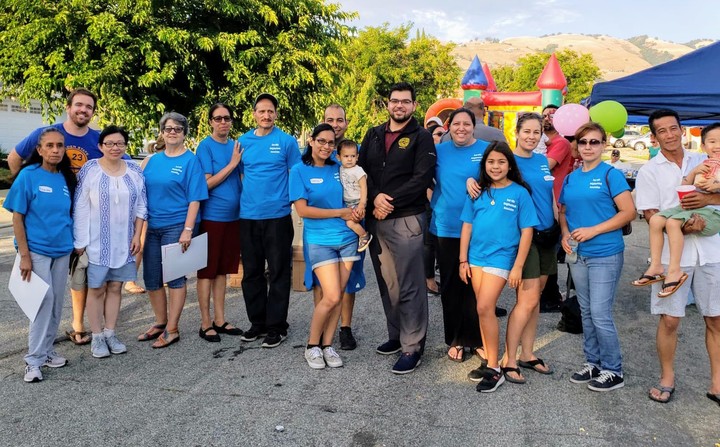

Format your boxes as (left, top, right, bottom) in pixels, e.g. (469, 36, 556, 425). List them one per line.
(551, 100, 628, 137)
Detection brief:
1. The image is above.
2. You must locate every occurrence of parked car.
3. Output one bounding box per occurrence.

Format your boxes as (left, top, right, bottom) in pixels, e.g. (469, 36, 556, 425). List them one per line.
(627, 132, 653, 151)
(609, 130, 642, 148)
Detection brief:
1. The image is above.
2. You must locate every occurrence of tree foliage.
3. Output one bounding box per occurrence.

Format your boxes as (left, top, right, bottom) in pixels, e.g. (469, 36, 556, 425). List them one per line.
(493, 49, 601, 104)
(332, 24, 461, 140)
(0, 0, 354, 146)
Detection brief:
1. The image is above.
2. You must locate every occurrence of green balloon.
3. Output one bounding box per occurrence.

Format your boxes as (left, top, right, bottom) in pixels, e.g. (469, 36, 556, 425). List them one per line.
(590, 101, 628, 133)
(611, 129, 625, 138)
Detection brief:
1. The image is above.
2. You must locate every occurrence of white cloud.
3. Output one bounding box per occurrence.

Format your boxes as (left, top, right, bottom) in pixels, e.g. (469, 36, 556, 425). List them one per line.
(408, 9, 477, 42)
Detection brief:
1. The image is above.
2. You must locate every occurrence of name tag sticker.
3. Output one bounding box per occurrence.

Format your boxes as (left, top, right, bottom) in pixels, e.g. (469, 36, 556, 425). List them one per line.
(39, 186, 53, 193)
(310, 178, 324, 184)
(544, 175, 555, 182)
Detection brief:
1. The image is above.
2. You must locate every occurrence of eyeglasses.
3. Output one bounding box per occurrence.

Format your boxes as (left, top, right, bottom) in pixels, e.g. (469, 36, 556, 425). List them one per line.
(388, 99, 413, 106)
(211, 116, 232, 123)
(577, 139, 603, 147)
(102, 141, 127, 149)
(432, 131, 445, 137)
(162, 126, 184, 134)
(314, 138, 335, 147)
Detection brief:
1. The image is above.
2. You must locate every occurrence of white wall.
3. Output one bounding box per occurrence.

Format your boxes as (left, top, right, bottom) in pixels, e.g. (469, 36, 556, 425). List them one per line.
(0, 99, 64, 153)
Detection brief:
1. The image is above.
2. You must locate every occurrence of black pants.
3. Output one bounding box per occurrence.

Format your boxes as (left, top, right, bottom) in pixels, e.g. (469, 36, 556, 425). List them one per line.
(436, 237, 483, 347)
(239, 215, 293, 335)
(423, 206, 437, 279)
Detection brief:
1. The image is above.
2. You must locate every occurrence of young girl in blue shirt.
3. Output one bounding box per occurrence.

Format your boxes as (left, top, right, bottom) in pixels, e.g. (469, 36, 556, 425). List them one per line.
(459, 141, 538, 393)
(3, 128, 76, 382)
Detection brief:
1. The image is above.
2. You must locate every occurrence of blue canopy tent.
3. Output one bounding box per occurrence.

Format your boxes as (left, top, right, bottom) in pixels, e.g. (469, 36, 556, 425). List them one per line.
(590, 42, 720, 125)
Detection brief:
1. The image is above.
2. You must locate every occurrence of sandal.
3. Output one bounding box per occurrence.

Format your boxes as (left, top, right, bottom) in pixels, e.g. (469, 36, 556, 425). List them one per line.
(501, 366, 527, 384)
(66, 330, 91, 345)
(631, 274, 665, 287)
(152, 330, 180, 349)
(212, 321, 243, 336)
(657, 272, 689, 298)
(648, 384, 675, 403)
(518, 358, 554, 375)
(124, 282, 146, 294)
(475, 348, 488, 368)
(706, 392, 720, 407)
(447, 346, 465, 363)
(199, 326, 220, 342)
(137, 323, 167, 341)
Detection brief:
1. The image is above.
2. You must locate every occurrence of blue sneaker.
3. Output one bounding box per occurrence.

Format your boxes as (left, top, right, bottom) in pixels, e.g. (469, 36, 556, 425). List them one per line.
(391, 352, 422, 374)
(376, 340, 402, 355)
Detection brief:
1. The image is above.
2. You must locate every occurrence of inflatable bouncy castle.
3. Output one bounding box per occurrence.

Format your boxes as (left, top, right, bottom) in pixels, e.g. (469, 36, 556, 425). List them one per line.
(425, 54, 567, 146)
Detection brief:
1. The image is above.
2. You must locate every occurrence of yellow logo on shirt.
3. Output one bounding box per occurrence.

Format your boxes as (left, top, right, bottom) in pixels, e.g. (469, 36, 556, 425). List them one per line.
(398, 137, 410, 149)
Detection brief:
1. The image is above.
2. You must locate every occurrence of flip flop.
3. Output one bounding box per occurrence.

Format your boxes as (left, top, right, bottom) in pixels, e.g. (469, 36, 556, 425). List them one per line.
(124, 283, 146, 294)
(501, 366, 527, 384)
(66, 330, 91, 345)
(447, 346, 465, 363)
(657, 272, 689, 298)
(631, 274, 665, 287)
(707, 392, 720, 407)
(137, 323, 167, 341)
(648, 385, 675, 403)
(518, 358, 554, 375)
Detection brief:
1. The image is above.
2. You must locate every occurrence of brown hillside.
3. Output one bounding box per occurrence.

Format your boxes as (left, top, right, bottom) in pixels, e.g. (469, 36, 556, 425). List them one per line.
(452, 34, 704, 82)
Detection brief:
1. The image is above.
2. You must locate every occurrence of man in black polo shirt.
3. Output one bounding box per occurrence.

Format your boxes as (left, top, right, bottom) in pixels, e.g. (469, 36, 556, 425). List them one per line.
(358, 82, 436, 374)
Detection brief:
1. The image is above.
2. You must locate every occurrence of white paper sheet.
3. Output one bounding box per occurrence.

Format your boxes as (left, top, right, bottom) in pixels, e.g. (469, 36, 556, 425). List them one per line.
(161, 232, 208, 283)
(8, 254, 50, 323)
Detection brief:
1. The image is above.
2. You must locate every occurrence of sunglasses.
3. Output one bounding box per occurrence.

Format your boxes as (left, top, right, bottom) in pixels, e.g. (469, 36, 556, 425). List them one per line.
(577, 139, 603, 147)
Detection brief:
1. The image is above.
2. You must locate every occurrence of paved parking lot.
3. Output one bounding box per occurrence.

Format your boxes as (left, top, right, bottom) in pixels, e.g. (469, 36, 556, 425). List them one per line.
(0, 219, 718, 446)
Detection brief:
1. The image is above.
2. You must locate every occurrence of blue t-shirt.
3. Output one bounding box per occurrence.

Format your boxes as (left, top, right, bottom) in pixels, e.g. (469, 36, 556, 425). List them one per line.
(289, 163, 355, 246)
(195, 136, 241, 222)
(238, 127, 301, 219)
(515, 152, 555, 231)
(3, 165, 73, 258)
(430, 140, 487, 238)
(144, 151, 209, 229)
(460, 182, 539, 270)
(559, 163, 630, 257)
(14, 123, 124, 174)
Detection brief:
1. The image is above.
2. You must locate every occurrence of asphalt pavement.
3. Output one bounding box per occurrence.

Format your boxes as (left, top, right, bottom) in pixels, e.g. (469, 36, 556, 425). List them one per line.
(0, 213, 719, 446)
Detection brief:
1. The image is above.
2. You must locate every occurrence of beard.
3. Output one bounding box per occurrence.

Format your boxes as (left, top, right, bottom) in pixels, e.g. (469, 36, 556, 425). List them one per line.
(391, 112, 412, 124)
(543, 122, 554, 132)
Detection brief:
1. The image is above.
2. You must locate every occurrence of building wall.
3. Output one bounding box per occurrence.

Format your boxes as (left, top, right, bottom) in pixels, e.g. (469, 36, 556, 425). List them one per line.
(0, 99, 64, 153)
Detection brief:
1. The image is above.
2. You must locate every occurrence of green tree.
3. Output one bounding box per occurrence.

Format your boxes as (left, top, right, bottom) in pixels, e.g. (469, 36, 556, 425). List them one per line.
(493, 49, 601, 104)
(0, 0, 354, 147)
(332, 24, 460, 140)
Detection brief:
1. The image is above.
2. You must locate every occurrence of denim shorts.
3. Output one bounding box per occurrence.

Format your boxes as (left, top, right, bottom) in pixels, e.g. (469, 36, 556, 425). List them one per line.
(87, 261, 136, 288)
(143, 223, 188, 290)
(306, 240, 360, 271)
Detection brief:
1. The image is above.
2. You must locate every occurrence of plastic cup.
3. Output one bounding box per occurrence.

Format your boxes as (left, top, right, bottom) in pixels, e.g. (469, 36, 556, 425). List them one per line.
(676, 185, 696, 200)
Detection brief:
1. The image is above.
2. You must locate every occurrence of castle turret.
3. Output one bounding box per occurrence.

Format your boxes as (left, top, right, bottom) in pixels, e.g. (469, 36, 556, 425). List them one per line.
(461, 55, 488, 102)
(536, 53, 567, 108)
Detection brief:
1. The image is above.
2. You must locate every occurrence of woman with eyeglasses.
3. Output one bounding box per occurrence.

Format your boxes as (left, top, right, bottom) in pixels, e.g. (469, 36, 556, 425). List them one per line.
(138, 112, 209, 348)
(559, 122, 635, 392)
(73, 126, 147, 358)
(430, 108, 488, 363)
(193, 103, 243, 342)
(290, 123, 361, 369)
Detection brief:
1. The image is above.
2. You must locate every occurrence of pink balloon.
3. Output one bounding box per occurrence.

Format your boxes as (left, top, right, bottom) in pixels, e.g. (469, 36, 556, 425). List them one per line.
(552, 104, 590, 137)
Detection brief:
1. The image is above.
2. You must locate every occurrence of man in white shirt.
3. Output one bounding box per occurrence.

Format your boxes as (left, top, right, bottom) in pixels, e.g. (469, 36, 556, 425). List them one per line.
(634, 109, 720, 406)
(606, 149, 631, 171)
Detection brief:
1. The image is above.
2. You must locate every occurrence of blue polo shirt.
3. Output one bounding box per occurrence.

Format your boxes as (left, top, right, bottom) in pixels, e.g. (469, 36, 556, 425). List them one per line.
(195, 136, 241, 222)
(239, 127, 301, 220)
(460, 182, 539, 270)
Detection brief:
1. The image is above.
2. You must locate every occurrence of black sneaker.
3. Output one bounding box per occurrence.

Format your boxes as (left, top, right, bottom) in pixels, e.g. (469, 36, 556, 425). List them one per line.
(539, 302, 562, 313)
(376, 339, 402, 355)
(587, 371, 625, 392)
(261, 332, 287, 348)
(569, 363, 601, 384)
(339, 327, 357, 350)
(476, 367, 505, 393)
(467, 366, 495, 383)
(495, 306, 507, 317)
(240, 327, 267, 342)
(391, 352, 422, 374)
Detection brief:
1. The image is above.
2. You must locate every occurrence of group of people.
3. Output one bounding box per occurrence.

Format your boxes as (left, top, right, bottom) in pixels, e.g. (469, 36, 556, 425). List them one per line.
(4, 85, 719, 407)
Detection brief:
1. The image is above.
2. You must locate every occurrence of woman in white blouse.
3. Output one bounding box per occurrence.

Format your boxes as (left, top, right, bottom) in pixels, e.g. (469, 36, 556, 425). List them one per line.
(74, 126, 147, 358)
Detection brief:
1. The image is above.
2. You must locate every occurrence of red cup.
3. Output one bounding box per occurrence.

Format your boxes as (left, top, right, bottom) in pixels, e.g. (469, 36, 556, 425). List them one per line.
(676, 185, 696, 200)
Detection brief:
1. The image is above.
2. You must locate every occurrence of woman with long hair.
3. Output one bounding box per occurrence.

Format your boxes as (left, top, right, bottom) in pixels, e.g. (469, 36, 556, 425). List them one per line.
(460, 141, 538, 392)
(3, 127, 77, 382)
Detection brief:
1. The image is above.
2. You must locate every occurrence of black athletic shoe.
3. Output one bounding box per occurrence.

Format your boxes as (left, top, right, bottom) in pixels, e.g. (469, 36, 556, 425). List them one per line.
(376, 340, 402, 355)
(476, 368, 505, 393)
(339, 327, 357, 350)
(261, 332, 287, 348)
(587, 371, 625, 392)
(570, 363, 601, 384)
(240, 327, 267, 342)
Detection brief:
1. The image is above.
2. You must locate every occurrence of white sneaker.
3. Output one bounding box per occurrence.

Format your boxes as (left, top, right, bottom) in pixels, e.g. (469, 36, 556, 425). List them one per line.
(91, 334, 111, 358)
(24, 365, 43, 383)
(43, 351, 67, 368)
(322, 346, 343, 368)
(103, 329, 127, 354)
(305, 347, 325, 369)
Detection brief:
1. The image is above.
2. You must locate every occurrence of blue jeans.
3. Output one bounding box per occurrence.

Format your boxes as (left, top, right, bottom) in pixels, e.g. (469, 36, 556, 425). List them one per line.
(568, 252, 624, 375)
(143, 223, 188, 291)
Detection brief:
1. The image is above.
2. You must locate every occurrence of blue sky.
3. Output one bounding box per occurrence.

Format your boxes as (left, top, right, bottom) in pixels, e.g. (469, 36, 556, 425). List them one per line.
(334, 0, 719, 43)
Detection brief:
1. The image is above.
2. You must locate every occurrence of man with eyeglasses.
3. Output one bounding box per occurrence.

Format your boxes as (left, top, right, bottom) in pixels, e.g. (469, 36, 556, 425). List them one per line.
(440, 96, 506, 145)
(358, 82, 436, 374)
(237, 93, 301, 349)
(8, 88, 117, 349)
